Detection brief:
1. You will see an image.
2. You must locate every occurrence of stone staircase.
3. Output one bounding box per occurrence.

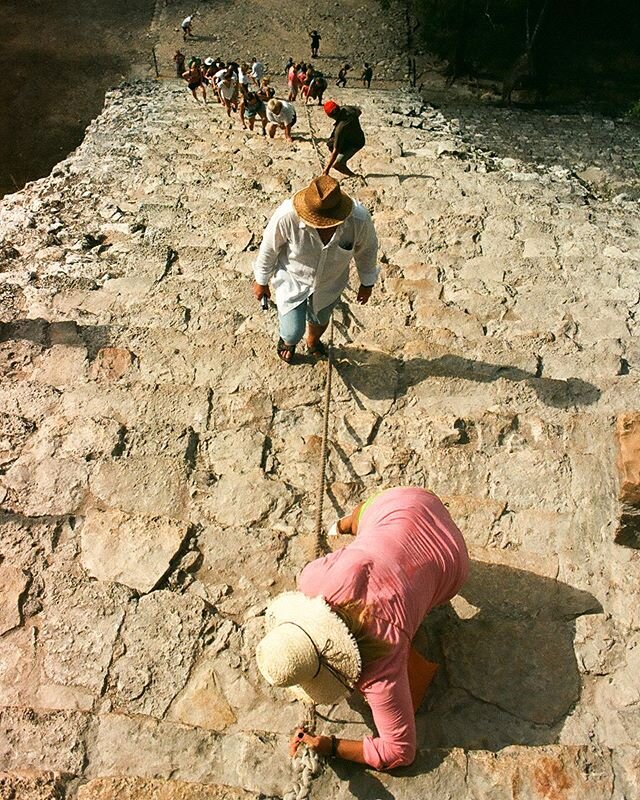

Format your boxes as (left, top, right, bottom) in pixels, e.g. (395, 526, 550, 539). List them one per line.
(1, 80, 639, 798)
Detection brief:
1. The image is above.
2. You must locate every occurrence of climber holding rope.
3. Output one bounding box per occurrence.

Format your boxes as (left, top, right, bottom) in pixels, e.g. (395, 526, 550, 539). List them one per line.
(252, 175, 378, 364)
(256, 486, 469, 770)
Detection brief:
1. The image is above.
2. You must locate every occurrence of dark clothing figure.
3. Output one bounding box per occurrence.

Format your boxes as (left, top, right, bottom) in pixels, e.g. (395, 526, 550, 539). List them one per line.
(310, 30, 321, 58)
(336, 63, 350, 88)
(173, 51, 186, 78)
(325, 105, 365, 177)
(307, 75, 327, 104)
(361, 63, 373, 89)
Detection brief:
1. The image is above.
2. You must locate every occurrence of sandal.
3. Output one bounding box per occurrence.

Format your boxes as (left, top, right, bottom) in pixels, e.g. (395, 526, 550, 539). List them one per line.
(277, 337, 296, 364)
(307, 340, 327, 358)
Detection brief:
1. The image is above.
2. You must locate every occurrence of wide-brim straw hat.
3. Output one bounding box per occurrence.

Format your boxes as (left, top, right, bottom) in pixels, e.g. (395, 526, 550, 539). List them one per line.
(293, 176, 353, 229)
(256, 592, 362, 705)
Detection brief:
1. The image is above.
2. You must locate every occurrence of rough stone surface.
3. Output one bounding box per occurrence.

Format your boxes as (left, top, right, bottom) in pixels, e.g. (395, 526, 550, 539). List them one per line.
(77, 777, 256, 799)
(0, 771, 67, 800)
(0, 3, 639, 795)
(109, 592, 211, 718)
(80, 507, 189, 593)
(89, 347, 135, 381)
(615, 412, 640, 547)
(0, 563, 28, 635)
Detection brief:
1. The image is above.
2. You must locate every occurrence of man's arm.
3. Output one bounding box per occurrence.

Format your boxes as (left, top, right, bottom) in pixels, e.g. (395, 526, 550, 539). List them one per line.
(353, 211, 379, 282)
(334, 501, 366, 535)
(323, 146, 340, 175)
(353, 209, 379, 294)
(253, 207, 287, 289)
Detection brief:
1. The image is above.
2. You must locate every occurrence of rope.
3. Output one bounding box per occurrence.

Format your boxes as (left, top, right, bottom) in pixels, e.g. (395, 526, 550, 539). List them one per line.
(282, 106, 340, 800)
(312, 315, 334, 559)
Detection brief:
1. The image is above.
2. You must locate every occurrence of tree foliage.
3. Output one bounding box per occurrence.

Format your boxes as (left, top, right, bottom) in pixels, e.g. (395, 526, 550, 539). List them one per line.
(412, 0, 640, 105)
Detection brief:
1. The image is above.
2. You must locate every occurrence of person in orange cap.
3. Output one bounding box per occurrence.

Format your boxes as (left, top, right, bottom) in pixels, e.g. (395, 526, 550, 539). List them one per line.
(322, 100, 365, 177)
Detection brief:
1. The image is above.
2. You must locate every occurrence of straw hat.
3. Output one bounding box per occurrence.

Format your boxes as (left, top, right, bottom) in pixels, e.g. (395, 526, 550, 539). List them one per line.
(293, 176, 353, 229)
(256, 592, 362, 705)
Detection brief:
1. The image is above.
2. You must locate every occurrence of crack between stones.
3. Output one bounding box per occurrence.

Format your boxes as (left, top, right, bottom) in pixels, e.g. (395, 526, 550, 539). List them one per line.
(450, 683, 566, 730)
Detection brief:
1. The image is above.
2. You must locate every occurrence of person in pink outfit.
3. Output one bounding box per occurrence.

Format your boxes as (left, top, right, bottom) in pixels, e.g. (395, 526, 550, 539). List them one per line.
(256, 486, 469, 770)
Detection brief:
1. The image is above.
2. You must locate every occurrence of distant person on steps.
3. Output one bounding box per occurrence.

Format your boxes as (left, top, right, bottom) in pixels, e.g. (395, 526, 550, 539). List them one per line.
(361, 62, 373, 89)
(336, 63, 350, 87)
(309, 29, 322, 58)
(182, 59, 207, 103)
(181, 14, 194, 41)
(323, 100, 365, 177)
(173, 50, 186, 79)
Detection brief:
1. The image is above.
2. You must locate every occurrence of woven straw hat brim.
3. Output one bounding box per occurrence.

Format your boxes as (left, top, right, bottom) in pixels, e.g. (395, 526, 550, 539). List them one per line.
(293, 189, 353, 229)
(260, 592, 362, 706)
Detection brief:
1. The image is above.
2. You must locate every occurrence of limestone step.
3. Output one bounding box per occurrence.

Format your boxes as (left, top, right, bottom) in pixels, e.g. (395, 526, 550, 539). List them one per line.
(0, 717, 635, 800)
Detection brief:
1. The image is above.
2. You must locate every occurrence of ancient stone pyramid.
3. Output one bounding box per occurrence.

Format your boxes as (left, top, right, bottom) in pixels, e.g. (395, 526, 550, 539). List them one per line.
(0, 74, 639, 798)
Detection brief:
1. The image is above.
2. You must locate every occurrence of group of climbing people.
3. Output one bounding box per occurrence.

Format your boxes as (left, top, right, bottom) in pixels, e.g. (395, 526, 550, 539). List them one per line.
(174, 51, 367, 170)
(176, 25, 466, 775)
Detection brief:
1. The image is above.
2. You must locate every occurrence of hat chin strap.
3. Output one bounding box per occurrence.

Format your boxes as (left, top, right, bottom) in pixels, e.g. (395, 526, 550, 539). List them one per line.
(279, 621, 322, 678)
(278, 621, 357, 692)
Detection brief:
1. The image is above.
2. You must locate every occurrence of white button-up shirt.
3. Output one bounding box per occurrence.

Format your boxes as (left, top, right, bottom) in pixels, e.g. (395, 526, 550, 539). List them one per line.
(250, 61, 265, 82)
(253, 198, 379, 315)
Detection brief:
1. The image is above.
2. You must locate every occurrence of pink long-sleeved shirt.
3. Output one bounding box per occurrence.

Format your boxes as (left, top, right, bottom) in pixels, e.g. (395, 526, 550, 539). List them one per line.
(298, 487, 469, 770)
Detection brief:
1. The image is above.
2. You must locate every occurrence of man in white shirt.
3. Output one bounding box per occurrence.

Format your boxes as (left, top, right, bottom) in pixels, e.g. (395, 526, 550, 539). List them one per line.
(181, 15, 194, 41)
(250, 58, 265, 87)
(266, 99, 297, 142)
(253, 176, 378, 363)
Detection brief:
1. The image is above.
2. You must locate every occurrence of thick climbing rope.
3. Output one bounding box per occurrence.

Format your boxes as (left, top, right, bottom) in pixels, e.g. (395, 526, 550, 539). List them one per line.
(285, 103, 370, 800)
(312, 315, 334, 560)
(281, 108, 340, 800)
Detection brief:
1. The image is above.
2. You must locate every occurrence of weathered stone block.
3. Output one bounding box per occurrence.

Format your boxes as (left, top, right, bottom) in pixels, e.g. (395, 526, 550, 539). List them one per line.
(111, 591, 210, 718)
(0, 770, 68, 800)
(31, 345, 88, 387)
(42, 575, 131, 695)
(467, 745, 614, 800)
(0, 708, 89, 774)
(0, 563, 29, 635)
(1, 454, 88, 516)
(167, 658, 236, 731)
(80, 508, 189, 593)
(89, 457, 189, 519)
(77, 777, 257, 799)
(0, 626, 38, 707)
(615, 412, 640, 547)
(193, 470, 292, 528)
(89, 347, 135, 381)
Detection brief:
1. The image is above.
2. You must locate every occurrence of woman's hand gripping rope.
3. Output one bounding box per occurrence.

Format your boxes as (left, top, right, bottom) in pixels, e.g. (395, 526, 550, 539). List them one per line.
(289, 727, 331, 758)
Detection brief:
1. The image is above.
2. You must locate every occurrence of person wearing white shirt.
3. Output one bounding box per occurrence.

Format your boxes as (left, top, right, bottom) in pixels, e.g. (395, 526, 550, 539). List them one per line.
(253, 176, 379, 363)
(210, 66, 227, 102)
(266, 99, 297, 142)
(250, 58, 265, 86)
(218, 69, 239, 115)
(238, 63, 251, 96)
(181, 15, 194, 41)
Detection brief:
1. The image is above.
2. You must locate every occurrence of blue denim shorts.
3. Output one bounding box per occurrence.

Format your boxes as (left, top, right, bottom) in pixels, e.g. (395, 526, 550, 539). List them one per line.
(279, 295, 339, 344)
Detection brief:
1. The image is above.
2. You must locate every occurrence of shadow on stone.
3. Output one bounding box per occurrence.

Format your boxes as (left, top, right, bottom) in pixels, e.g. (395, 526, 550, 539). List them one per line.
(0, 317, 113, 359)
(417, 559, 602, 751)
(331, 759, 400, 799)
(334, 347, 601, 408)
